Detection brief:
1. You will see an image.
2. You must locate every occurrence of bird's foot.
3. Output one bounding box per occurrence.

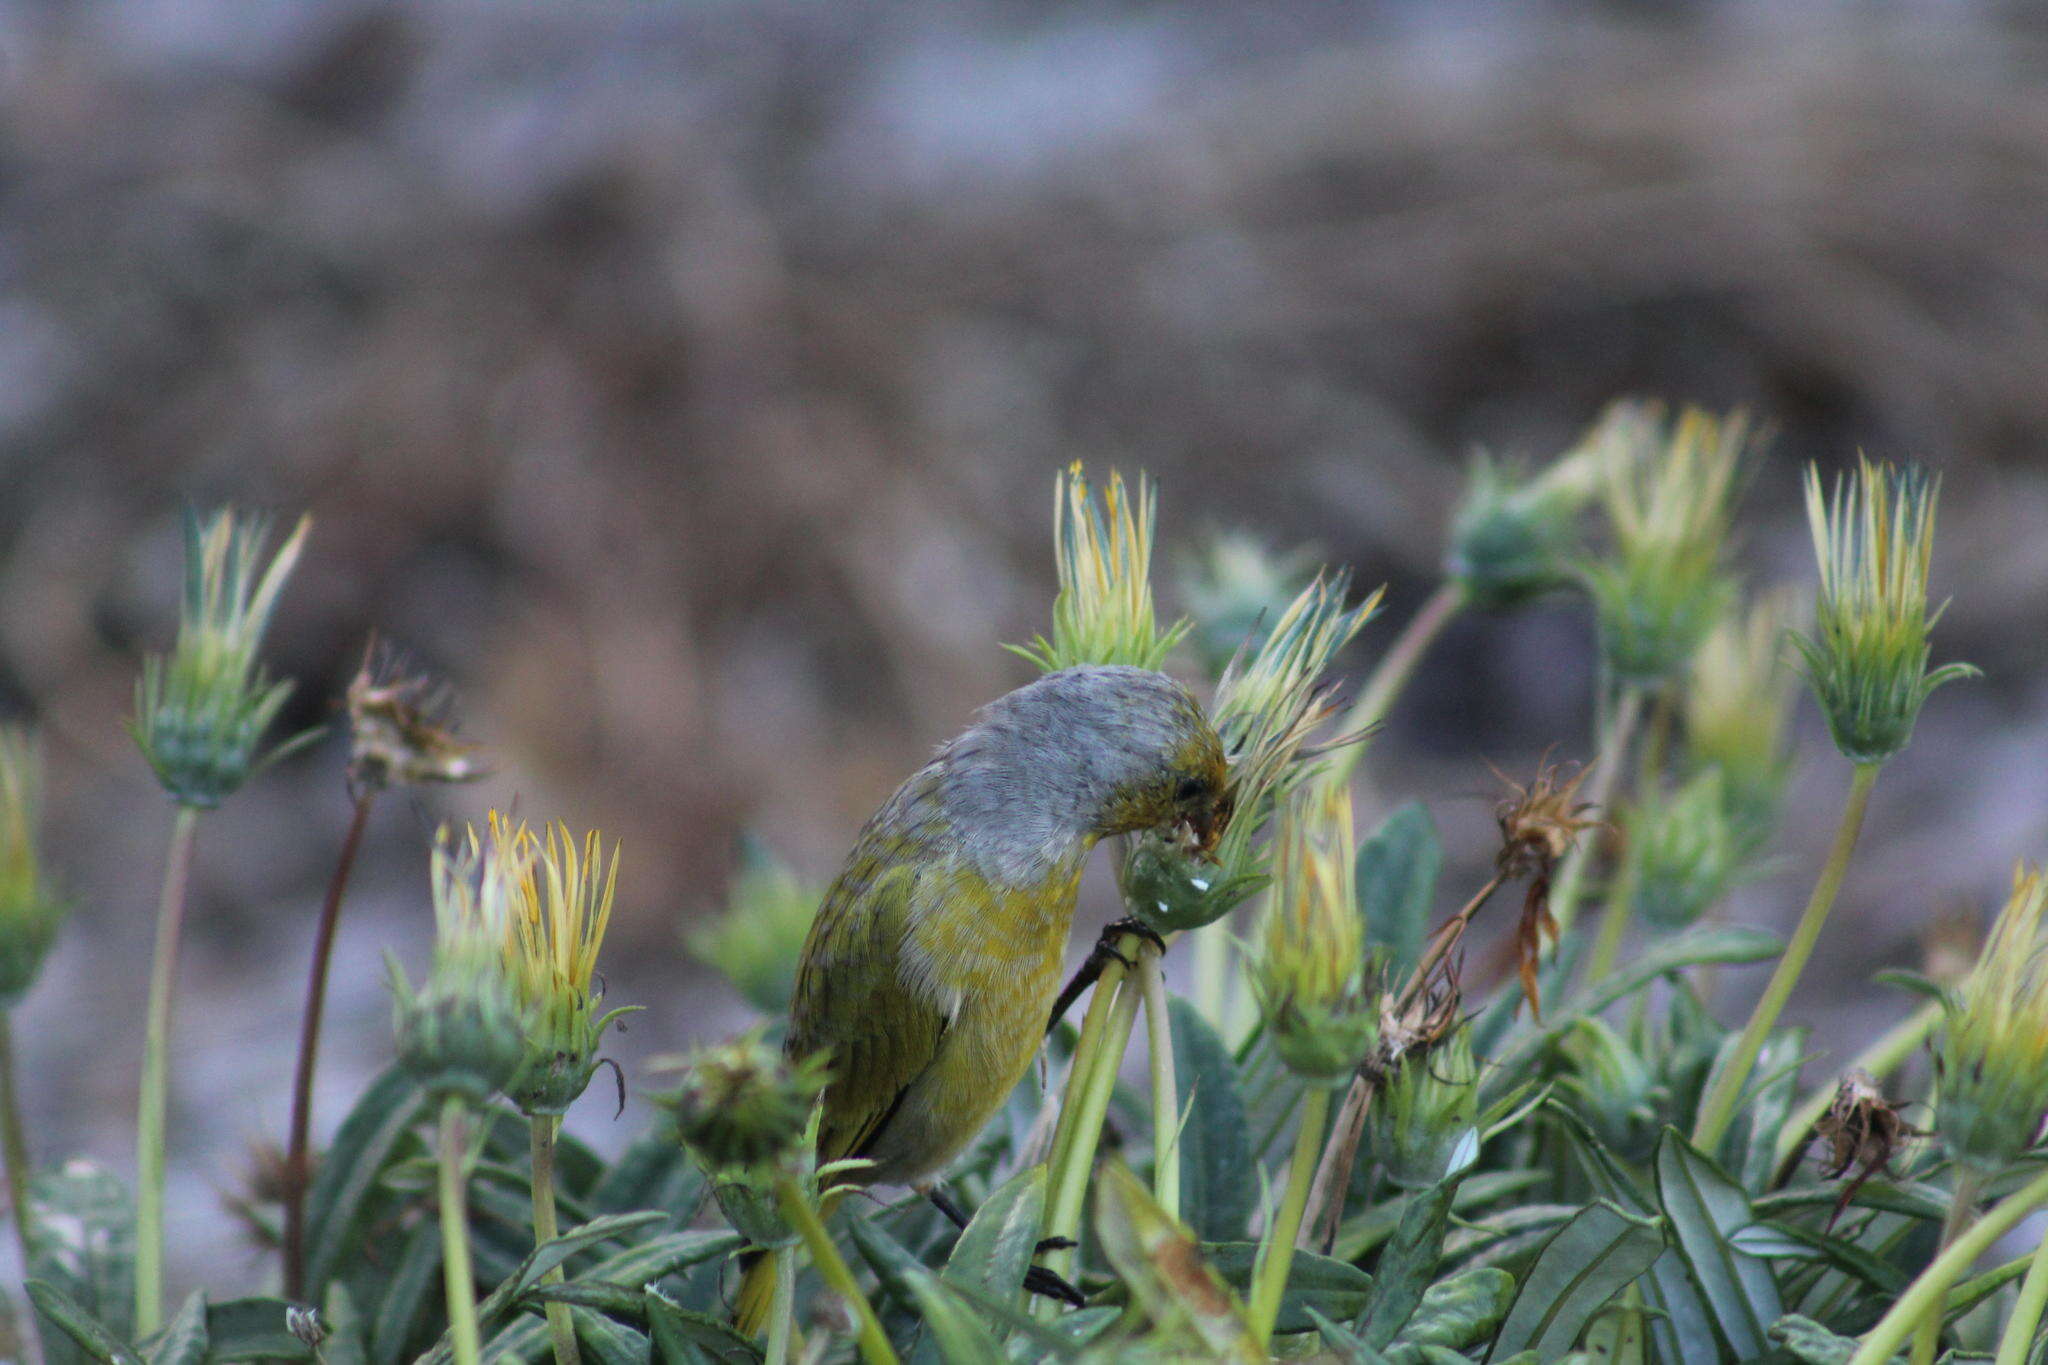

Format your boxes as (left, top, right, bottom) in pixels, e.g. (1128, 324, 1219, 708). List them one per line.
(921, 1185, 970, 1230)
(1044, 920, 1169, 1036)
(1034, 1237, 1076, 1254)
(1023, 1265, 1086, 1309)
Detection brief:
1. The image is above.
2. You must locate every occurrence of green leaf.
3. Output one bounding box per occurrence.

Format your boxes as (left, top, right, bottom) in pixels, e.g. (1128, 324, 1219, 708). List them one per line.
(1357, 802, 1442, 981)
(1577, 927, 1783, 1019)
(202, 1299, 316, 1362)
(1198, 1242, 1375, 1335)
(1747, 1219, 1908, 1296)
(942, 1165, 1045, 1304)
(27, 1281, 143, 1365)
(1741, 1030, 1807, 1195)
(1308, 1308, 1394, 1365)
(1168, 998, 1257, 1243)
(27, 1160, 138, 1358)
(1357, 1180, 1457, 1348)
(305, 1067, 428, 1292)
(529, 1284, 648, 1319)
(644, 1287, 762, 1365)
(590, 1130, 701, 1219)
(901, 1274, 1007, 1365)
(1486, 1202, 1664, 1363)
(320, 1283, 368, 1365)
(1753, 1180, 1951, 1224)
(369, 1221, 442, 1365)
(1651, 1129, 1783, 1359)
(1335, 1170, 1546, 1262)
(1399, 1268, 1515, 1351)
(143, 1293, 207, 1365)
(570, 1306, 651, 1365)
(1768, 1313, 1858, 1365)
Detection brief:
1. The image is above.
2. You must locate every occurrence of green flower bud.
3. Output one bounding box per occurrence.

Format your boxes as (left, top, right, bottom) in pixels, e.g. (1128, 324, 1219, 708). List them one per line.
(687, 837, 819, 1016)
(1936, 865, 2048, 1175)
(1581, 404, 1750, 687)
(0, 727, 65, 1006)
(673, 1030, 829, 1174)
(131, 507, 312, 809)
(1369, 1032, 1480, 1189)
(1177, 533, 1318, 674)
(1447, 446, 1602, 610)
(495, 815, 638, 1115)
(1791, 457, 1977, 765)
(1120, 832, 1266, 934)
(1684, 590, 1799, 855)
(1009, 464, 1191, 673)
(1555, 1018, 1661, 1164)
(388, 826, 530, 1103)
(1251, 782, 1380, 1082)
(1621, 771, 1735, 932)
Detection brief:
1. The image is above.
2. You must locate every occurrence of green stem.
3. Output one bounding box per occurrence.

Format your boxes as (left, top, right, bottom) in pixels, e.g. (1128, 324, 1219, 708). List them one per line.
(1996, 1223, 2048, 1365)
(1774, 999, 1942, 1172)
(1329, 582, 1465, 782)
(1913, 1170, 1986, 1365)
(764, 1246, 796, 1365)
(1247, 1085, 1331, 1343)
(1850, 1165, 2048, 1365)
(529, 1114, 579, 1365)
(1552, 683, 1645, 939)
(1138, 948, 1180, 1219)
(134, 804, 200, 1334)
(1694, 762, 1880, 1152)
(1045, 949, 1129, 1187)
(1, 1010, 35, 1273)
(438, 1097, 482, 1365)
(774, 1177, 899, 1365)
(1040, 949, 1147, 1300)
(1191, 920, 1231, 1036)
(283, 786, 375, 1300)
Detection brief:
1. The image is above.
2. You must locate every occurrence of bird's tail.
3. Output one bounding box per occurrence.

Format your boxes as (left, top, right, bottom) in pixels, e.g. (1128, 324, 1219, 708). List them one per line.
(734, 1250, 776, 1339)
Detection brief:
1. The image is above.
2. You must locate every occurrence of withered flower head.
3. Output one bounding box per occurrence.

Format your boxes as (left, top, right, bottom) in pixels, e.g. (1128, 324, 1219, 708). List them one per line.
(1492, 760, 1602, 1019)
(346, 642, 488, 790)
(1809, 1069, 1917, 1229)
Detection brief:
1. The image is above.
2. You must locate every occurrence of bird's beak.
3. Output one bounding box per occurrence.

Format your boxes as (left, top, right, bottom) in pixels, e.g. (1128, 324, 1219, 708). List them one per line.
(1189, 796, 1230, 860)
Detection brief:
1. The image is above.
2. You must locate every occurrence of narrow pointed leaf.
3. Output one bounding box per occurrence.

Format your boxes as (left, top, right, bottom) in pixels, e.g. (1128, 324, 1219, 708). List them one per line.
(368, 1221, 442, 1365)
(142, 1293, 207, 1365)
(304, 1067, 427, 1291)
(1486, 1202, 1663, 1362)
(1169, 998, 1257, 1242)
(645, 1286, 762, 1365)
(1652, 1129, 1782, 1359)
(27, 1282, 143, 1365)
(570, 1307, 651, 1365)
(1356, 802, 1442, 981)
(943, 1165, 1045, 1302)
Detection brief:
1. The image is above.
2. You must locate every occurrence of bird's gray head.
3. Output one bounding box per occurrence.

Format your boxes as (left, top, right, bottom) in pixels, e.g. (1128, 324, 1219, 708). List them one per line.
(937, 666, 1228, 883)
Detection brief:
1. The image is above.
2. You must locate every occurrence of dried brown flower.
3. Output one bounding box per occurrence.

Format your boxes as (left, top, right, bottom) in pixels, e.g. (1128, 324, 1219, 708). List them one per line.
(1492, 761, 1601, 1019)
(346, 640, 488, 790)
(1802, 1069, 1920, 1229)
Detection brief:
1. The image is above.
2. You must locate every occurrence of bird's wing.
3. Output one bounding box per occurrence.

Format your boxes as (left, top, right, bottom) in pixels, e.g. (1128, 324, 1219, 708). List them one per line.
(788, 848, 951, 1168)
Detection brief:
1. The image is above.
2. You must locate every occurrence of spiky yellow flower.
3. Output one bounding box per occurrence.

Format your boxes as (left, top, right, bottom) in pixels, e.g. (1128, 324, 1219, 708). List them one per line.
(1792, 457, 1977, 765)
(1685, 588, 1800, 849)
(1936, 864, 2048, 1174)
(132, 508, 312, 808)
(388, 823, 529, 1103)
(1583, 403, 1751, 685)
(1251, 780, 1379, 1081)
(495, 813, 635, 1115)
(1011, 464, 1191, 673)
(0, 726, 65, 1005)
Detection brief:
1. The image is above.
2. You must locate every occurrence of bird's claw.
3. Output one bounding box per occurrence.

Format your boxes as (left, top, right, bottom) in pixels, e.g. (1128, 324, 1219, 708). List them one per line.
(1034, 1236, 1077, 1254)
(1101, 917, 1167, 959)
(1023, 1264, 1086, 1309)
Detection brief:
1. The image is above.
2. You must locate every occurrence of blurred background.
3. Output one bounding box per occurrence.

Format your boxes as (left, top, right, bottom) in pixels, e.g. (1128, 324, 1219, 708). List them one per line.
(3, 0, 2047, 1293)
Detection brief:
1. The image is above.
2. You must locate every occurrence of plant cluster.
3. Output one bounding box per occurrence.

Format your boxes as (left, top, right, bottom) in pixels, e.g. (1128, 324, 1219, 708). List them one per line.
(0, 416, 2034, 1365)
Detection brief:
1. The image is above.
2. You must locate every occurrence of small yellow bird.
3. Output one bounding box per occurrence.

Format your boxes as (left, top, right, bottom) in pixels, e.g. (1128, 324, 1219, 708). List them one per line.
(736, 664, 1228, 1332)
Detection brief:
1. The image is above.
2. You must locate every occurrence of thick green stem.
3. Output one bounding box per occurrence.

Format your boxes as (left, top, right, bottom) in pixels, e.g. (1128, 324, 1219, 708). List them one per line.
(1774, 999, 1942, 1172)
(1996, 1223, 2048, 1365)
(764, 1246, 796, 1365)
(283, 786, 375, 1300)
(1138, 948, 1180, 1219)
(1040, 947, 1147, 1300)
(134, 805, 200, 1334)
(775, 1177, 899, 1365)
(1694, 763, 1880, 1152)
(1329, 582, 1465, 783)
(1, 1010, 34, 1273)
(1850, 1165, 2048, 1365)
(529, 1115, 579, 1365)
(1247, 1085, 1331, 1343)
(1553, 684, 1645, 939)
(438, 1097, 482, 1365)
(1913, 1170, 1986, 1365)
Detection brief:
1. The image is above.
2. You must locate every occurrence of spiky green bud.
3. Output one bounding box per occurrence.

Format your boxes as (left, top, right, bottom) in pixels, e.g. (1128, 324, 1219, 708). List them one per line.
(1369, 1032, 1480, 1189)
(1447, 444, 1602, 610)
(1176, 533, 1318, 673)
(1791, 457, 1977, 765)
(0, 727, 65, 1005)
(131, 508, 312, 808)
(687, 837, 819, 1016)
(1582, 404, 1749, 687)
(1936, 865, 2048, 1175)
(673, 1030, 829, 1174)
(1621, 771, 1736, 931)
(1554, 1018, 1662, 1164)
(1010, 464, 1191, 673)
(1251, 782, 1380, 1081)
(388, 826, 529, 1103)
(1685, 589, 1799, 853)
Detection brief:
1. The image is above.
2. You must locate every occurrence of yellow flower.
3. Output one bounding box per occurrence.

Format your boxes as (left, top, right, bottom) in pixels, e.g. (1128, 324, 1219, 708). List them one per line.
(496, 813, 635, 1115)
(132, 507, 313, 808)
(1792, 456, 1978, 764)
(1010, 464, 1191, 672)
(1936, 864, 2048, 1174)
(0, 726, 65, 1005)
(1251, 780, 1379, 1081)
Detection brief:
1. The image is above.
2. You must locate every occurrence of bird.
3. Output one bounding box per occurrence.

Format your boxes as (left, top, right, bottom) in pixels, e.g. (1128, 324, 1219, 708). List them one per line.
(735, 664, 1229, 1333)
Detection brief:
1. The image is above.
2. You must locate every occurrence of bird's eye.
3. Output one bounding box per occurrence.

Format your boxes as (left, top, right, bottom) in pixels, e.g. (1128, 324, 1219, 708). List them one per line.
(1175, 776, 1208, 803)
